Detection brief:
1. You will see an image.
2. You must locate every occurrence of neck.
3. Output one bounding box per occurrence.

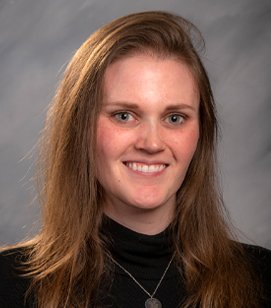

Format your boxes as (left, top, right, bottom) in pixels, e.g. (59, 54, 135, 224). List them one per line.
(104, 203, 174, 235)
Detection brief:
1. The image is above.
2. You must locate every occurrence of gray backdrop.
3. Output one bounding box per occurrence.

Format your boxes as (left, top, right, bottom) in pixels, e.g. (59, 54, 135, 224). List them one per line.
(0, 0, 270, 248)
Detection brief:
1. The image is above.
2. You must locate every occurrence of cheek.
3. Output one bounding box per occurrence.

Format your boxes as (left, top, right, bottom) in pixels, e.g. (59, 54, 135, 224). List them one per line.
(96, 120, 114, 158)
(96, 119, 118, 183)
(170, 127, 199, 161)
(96, 117, 127, 159)
(187, 128, 200, 154)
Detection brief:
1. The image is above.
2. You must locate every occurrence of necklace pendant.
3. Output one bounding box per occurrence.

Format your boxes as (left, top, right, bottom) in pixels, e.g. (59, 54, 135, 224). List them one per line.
(145, 297, 162, 308)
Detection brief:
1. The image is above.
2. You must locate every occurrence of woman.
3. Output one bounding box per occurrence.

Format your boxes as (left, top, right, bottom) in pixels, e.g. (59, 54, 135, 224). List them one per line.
(0, 11, 270, 308)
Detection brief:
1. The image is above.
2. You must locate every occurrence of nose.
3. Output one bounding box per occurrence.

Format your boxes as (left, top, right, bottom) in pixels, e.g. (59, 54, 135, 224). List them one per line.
(134, 122, 166, 154)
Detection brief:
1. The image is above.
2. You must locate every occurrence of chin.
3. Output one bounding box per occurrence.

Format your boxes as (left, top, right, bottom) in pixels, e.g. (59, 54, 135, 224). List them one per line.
(128, 196, 172, 211)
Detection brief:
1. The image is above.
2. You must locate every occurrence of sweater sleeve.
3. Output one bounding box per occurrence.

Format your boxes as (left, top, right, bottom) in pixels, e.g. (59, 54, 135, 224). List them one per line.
(0, 248, 33, 308)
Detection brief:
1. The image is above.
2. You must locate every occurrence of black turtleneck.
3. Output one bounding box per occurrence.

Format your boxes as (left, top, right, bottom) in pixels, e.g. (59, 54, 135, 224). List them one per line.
(99, 216, 186, 308)
(0, 217, 270, 307)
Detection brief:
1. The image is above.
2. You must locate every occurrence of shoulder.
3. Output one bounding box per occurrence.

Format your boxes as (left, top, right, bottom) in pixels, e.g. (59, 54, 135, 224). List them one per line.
(242, 243, 271, 274)
(242, 243, 271, 306)
(0, 247, 33, 307)
(242, 242, 271, 257)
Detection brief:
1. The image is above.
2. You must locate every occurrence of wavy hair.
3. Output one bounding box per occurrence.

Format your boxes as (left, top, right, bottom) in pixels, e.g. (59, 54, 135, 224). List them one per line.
(15, 11, 260, 307)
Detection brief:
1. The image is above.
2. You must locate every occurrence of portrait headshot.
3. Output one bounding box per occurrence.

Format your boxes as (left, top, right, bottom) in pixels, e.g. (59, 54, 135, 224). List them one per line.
(0, 1, 270, 307)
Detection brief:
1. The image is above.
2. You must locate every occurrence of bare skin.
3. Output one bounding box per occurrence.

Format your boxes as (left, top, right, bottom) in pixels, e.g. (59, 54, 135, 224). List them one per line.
(96, 54, 200, 235)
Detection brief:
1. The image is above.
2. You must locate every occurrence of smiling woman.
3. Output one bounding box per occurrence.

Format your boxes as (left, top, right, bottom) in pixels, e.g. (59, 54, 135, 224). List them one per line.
(96, 55, 199, 234)
(0, 10, 270, 308)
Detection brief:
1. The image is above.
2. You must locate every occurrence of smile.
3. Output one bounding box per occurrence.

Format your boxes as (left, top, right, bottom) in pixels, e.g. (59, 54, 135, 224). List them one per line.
(124, 162, 167, 173)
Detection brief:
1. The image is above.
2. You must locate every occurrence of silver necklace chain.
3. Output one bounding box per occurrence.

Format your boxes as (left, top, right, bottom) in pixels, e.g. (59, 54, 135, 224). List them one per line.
(110, 252, 175, 299)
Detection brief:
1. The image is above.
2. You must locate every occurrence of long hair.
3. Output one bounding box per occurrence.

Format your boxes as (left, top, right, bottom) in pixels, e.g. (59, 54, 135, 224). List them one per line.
(15, 11, 260, 307)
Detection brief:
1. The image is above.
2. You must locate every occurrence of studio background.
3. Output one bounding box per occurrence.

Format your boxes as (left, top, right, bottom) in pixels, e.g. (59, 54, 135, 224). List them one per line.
(0, 0, 270, 248)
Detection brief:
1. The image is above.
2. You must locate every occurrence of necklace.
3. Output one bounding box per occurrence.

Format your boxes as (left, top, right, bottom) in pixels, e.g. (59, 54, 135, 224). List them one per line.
(110, 253, 175, 308)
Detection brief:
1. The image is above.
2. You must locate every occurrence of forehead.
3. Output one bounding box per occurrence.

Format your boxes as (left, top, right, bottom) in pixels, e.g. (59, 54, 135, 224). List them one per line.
(102, 53, 199, 108)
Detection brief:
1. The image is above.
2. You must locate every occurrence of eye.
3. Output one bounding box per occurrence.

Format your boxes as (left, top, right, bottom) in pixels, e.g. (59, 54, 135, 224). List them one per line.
(165, 114, 185, 125)
(113, 111, 135, 122)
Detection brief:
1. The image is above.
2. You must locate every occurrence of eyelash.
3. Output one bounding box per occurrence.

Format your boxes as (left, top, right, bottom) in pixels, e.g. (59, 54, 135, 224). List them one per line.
(112, 111, 186, 125)
(113, 111, 135, 122)
(165, 114, 185, 125)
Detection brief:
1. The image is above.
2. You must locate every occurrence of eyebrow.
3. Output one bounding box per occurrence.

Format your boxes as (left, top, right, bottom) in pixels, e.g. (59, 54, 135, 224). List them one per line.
(103, 102, 141, 110)
(102, 101, 198, 112)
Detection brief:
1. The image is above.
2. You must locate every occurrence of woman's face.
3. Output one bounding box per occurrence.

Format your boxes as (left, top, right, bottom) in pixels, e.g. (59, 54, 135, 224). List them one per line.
(96, 53, 199, 231)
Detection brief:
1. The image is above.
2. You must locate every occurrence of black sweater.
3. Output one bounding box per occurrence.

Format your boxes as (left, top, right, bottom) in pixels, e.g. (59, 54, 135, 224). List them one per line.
(0, 218, 271, 307)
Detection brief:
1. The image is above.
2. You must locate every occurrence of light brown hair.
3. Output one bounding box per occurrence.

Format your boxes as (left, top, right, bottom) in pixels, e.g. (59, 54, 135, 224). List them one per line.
(13, 11, 260, 307)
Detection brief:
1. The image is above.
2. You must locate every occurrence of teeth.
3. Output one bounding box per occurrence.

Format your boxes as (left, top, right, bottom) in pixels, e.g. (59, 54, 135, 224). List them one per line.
(126, 162, 166, 173)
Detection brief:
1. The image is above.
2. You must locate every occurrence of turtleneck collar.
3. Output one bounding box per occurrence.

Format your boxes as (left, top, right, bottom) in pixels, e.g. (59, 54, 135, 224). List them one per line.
(101, 215, 175, 279)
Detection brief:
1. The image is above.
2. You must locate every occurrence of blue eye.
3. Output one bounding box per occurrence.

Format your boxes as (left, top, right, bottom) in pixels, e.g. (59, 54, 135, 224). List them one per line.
(166, 114, 185, 125)
(114, 112, 134, 122)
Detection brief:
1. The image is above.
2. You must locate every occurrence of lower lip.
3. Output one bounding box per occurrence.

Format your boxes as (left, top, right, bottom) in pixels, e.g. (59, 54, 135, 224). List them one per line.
(123, 163, 167, 176)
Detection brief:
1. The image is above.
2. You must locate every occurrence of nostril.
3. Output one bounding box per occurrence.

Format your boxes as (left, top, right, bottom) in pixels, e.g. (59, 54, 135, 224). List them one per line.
(134, 134, 165, 153)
